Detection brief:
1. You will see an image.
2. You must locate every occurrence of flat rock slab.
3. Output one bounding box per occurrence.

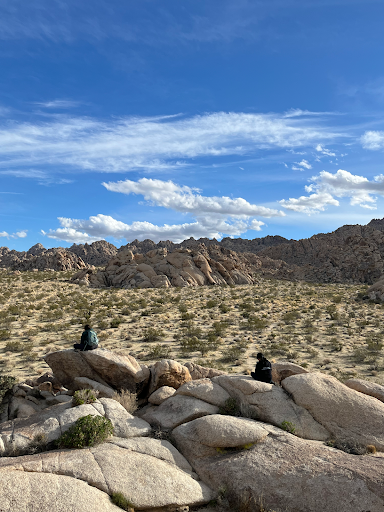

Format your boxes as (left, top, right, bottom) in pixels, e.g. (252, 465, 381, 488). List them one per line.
(271, 361, 308, 385)
(141, 395, 219, 429)
(283, 372, 384, 450)
(344, 378, 384, 403)
(175, 379, 230, 406)
(0, 471, 121, 512)
(192, 433, 384, 512)
(73, 377, 115, 398)
(0, 443, 215, 511)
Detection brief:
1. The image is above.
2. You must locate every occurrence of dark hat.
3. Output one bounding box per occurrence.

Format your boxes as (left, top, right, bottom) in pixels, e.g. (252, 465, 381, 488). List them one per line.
(256, 352, 263, 359)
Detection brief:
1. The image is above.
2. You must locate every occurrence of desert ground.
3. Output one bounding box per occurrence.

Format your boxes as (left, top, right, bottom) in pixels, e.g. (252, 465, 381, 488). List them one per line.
(0, 268, 383, 386)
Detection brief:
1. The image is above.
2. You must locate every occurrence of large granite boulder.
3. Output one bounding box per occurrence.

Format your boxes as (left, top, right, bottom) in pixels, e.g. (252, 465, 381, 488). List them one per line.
(213, 375, 329, 441)
(282, 372, 384, 449)
(175, 379, 231, 407)
(271, 361, 308, 385)
(189, 430, 384, 512)
(0, 442, 215, 511)
(0, 472, 122, 512)
(141, 395, 219, 429)
(148, 360, 192, 395)
(45, 349, 150, 392)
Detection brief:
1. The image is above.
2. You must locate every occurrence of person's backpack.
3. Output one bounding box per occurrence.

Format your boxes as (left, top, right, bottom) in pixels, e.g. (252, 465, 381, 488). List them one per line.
(85, 330, 99, 350)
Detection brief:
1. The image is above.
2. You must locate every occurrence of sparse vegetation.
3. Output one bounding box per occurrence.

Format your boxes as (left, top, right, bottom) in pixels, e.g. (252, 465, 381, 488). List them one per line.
(72, 388, 99, 406)
(110, 492, 135, 511)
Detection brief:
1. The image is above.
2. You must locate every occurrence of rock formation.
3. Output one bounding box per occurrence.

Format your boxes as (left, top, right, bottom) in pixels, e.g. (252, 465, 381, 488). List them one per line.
(0, 245, 88, 272)
(68, 240, 118, 266)
(71, 244, 264, 288)
(1, 351, 384, 511)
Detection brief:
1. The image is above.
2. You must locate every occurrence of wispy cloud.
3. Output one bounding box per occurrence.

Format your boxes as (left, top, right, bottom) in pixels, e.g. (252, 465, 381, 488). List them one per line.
(280, 169, 384, 213)
(0, 169, 73, 185)
(292, 159, 312, 171)
(34, 100, 81, 109)
(0, 111, 344, 174)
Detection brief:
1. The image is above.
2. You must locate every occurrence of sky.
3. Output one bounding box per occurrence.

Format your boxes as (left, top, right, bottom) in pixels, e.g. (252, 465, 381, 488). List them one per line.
(1, 0, 384, 251)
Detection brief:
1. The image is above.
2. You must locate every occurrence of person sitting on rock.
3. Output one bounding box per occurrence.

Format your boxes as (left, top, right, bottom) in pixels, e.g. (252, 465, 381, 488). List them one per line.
(74, 324, 99, 351)
(251, 352, 273, 383)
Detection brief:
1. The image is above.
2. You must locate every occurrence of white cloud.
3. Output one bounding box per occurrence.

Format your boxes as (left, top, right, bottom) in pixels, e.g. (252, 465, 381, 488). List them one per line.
(0, 111, 343, 174)
(102, 178, 284, 218)
(45, 178, 282, 243)
(315, 144, 336, 157)
(43, 215, 255, 244)
(292, 159, 312, 171)
(280, 169, 384, 213)
(0, 229, 27, 239)
(361, 131, 384, 150)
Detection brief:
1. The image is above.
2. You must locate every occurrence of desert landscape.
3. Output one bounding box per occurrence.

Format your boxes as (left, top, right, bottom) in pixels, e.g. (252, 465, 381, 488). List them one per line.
(0, 263, 382, 387)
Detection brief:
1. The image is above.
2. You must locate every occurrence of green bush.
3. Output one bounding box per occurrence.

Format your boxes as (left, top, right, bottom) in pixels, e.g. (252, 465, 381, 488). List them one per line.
(281, 420, 296, 434)
(0, 329, 11, 340)
(142, 327, 164, 342)
(110, 492, 135, 511)
(205, 299, 217, 309)
(0, 375, 16, 403)
(57, 415, 114, 449)
(146, 343, 171, 359)
(73, 389, 98, 406)
(5, 341, 22, 352)
(219, 397, 242, 417)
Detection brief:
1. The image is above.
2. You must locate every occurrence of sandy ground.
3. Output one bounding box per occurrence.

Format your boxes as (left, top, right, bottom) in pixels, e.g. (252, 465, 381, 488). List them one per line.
(0, 268, 383, 386)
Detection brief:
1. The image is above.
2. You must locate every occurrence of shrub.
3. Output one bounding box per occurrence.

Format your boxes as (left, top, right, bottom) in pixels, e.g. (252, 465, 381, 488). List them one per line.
(205, 299, 217, 309)
(281, 420, 296, 434)
(282, 310, 300, 324)
(110, 492, 135, 511)
(5, 341, 22, 352)
(73, 388, 99, 406)
(142, 327, 164, 342)
(0, 374, 16, 403)
(219, 303, 230, 313)
(112, 389, 137, 414)
(326, 438, 367, 455)
(0, 329, 11, 340)
(245, 316, 268, 331)
(219, 397, 242, 417)
(146, 343, 171, 360)
(56, 415, 114, 449)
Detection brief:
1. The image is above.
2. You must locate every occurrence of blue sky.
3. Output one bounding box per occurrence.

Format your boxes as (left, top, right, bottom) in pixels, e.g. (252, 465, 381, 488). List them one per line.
(1, 0, 384, 250)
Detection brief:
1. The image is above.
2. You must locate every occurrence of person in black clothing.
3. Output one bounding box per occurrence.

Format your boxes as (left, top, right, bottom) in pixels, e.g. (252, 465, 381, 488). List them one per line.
(251, 352, 273, 383)
(73, 324, 98, 351)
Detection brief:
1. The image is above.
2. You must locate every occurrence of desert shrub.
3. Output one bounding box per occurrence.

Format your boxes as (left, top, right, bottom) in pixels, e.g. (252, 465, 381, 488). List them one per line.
(112, 389, 137, 414)
(98, 320, 110, 330)
(212, 321, 228, 337)
(110, 492, 135, 511)
(219, 397, 242, 417)
(178, 304, 188, 313)
(326, 304, 339, 320)
(205, 299, 217, 309)
(110, 317, 123, 328)
(142, 327, 164, 342)
(326, 438, 367, 455)
(281, 420, 296, 434)
(182, 320, 202, 338)
(56, 415, 114, 449)
(219, 303, 230, 313)
(181, 312, 195, 320)
(329, 337, 343, 352)
(73, 388, 99, 406)
(0, 329, 11, 340)
(221, 345, 244, 363)
(366, 334, 383, 353)
(0, 374, 16, 403)
(282, 310, 300, 324)
(146, 343, 171, 359)
(5, 341, 22, 352)
(245, 316, 268, 331)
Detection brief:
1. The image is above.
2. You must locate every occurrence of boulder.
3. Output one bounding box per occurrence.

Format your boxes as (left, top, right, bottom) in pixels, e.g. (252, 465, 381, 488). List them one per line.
(98, 398, 151, 438)
(148, 386, 176, 405)
(175, 379, 231, 407)
(9, 396, 40, 419)
(0, 471, 122, 512)
(148, 360, 192, 395)
(214, 375, 329, 441)
(184, 362, 225, 380)
(283, 372, 384, 450)
(344, 378, 384, 403)
(0, 443, 215, 511)
(45, 349, 150, 392)
(173, 414, 269, 461)
(271, 361, 308, 385)
(191, 430, 384, 512)
(141, 395, 219, 429)
(73, 377, 115, 398)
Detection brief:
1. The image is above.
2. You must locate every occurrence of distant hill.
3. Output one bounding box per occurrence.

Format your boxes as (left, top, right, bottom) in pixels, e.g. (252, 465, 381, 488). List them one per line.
(2, 218, 384, 283)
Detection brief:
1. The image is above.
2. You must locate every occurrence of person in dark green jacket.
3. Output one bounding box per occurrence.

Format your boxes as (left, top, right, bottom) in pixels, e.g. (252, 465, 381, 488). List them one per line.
(74, 324, 99, 351)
